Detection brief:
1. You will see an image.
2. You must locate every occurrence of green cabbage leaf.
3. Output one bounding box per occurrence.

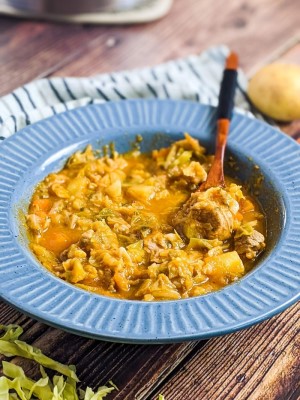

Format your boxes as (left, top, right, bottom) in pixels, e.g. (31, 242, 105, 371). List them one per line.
(0, 324, 165, 400)
(0, 325, 114, 400)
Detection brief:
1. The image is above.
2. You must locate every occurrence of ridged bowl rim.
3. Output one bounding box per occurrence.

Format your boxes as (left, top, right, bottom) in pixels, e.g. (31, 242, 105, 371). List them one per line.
(0, 99, 299, 343)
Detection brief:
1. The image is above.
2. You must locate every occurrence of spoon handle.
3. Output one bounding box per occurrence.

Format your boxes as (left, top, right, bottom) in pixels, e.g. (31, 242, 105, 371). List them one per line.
(217, 52, 238, 121)
(200, 52, 239, 191)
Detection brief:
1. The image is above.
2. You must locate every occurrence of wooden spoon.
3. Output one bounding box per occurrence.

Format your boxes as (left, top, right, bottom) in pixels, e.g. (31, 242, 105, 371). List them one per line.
(200, 52, 239, 191)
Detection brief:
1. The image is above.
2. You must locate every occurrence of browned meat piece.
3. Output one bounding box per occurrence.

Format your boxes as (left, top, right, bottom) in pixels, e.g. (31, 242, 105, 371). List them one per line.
(173, 188, 238, 241)
(234, 230, 265, 259)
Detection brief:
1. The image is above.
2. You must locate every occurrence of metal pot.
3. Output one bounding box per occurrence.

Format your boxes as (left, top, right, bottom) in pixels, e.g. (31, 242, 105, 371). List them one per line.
(0, 0, 149, 15)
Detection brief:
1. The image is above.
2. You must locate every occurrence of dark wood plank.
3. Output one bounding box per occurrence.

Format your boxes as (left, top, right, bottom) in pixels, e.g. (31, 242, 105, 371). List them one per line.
(280, 119, 300, 141)
(0, 18, 119, 96)
(1, 0, 300, 96)
(52, 0, 300, 77)
(150, 302, 300, 400)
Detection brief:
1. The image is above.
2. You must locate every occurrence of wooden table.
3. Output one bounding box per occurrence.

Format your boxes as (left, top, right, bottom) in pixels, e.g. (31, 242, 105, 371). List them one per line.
(0, 1, 299, 399)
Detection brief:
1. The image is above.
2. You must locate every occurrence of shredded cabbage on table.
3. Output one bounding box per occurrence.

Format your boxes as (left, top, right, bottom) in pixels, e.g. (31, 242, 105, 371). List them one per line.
(0, 324, 165, 400)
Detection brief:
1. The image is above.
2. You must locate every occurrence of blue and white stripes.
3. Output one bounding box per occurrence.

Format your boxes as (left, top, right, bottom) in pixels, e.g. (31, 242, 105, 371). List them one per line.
(0, 45, 259, 139)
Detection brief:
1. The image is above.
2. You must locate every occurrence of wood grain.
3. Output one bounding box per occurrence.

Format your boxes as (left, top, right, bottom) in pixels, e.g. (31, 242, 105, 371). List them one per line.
(0, 301, 202, 399)
(1, 0, 300, 95)
(53, 0, 300, 78)
(150, 302, 300, 400)
(0, 20, 118, 96)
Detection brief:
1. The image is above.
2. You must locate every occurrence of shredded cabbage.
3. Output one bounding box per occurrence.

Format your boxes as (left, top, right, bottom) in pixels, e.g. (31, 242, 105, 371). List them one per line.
(130, 212, 158, 231)
(0, 325, 165, 400)
(97, 209, 120, 219)
(187, 238, 223, 250)
(0, 325, 114, 400)
(234, 221, 256, 239)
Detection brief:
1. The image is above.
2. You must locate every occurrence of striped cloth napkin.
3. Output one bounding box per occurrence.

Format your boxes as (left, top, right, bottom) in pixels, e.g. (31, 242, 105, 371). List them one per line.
(0, 45, 264, 140)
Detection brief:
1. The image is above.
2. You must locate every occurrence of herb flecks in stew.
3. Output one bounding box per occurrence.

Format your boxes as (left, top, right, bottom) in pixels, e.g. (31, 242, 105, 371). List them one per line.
(27, 134, 266, 301)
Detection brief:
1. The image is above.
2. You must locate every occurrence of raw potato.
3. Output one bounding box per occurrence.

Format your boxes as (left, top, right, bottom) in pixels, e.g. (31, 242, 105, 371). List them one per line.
(248, 63, 300, 121)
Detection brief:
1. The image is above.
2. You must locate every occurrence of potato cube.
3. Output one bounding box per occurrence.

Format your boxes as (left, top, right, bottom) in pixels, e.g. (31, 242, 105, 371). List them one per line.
(203, 251, 244, 284)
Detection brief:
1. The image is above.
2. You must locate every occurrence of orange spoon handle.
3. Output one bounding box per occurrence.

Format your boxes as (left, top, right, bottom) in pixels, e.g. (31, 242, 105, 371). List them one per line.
(200, 52, 238, 191)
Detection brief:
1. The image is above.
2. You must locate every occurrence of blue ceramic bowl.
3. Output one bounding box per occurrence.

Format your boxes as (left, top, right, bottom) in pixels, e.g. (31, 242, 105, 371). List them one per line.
(0, 99, 299, 343)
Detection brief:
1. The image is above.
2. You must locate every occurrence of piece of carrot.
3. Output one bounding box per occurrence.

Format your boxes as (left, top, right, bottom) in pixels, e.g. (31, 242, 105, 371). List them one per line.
(235, 212, 243, 221)
(152, 148, 169, 159)
(32, 198, 53, 213)
(240, 199, 254, 213)
(39, 227, 82, 255)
